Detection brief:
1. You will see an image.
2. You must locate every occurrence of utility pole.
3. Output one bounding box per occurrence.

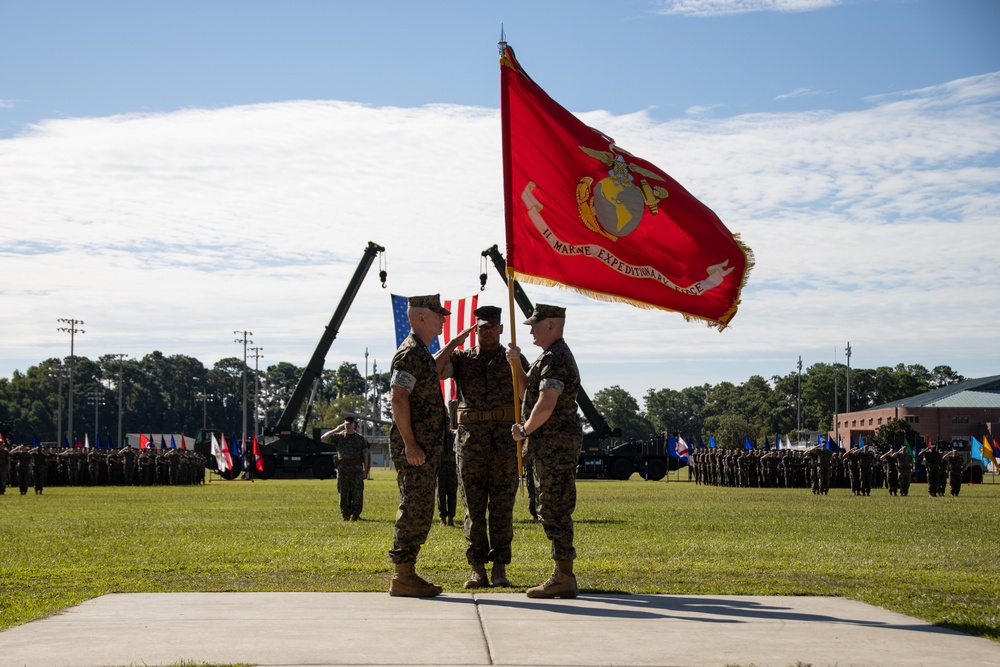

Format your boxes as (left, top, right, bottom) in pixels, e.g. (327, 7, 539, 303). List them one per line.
(845, 342, 852, 415)
(371, 359, 378, 434)
(833, 347, 839, 446)
(234, 330, 253, 474)
(364, 348, 370, 437)
(248, 346, 263, 481)
(109, 354, 128, 448)
(796, 356, 802, 447)
(57, 318, 84, 445)
(248, 347, 263, 440)
(47, 362, 67, 445)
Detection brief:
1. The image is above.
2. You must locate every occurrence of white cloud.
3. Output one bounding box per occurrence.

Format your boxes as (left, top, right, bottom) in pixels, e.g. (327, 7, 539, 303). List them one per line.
(657, 0, 842, 17)
(1, 72, 998, 403)
(775, 87, 828, 101)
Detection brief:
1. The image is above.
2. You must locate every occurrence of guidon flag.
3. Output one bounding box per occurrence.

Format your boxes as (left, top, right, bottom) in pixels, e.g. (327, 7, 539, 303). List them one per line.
(500, 43, 753, 329)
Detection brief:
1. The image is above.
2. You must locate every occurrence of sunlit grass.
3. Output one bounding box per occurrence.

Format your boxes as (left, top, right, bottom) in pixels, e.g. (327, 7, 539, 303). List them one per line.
(1, 471, 998, 641)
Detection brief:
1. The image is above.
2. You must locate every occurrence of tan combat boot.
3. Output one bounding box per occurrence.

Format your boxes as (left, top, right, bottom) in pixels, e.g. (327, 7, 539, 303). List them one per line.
(463, 563, 489, 589)
(526, 560, 577, 599)
(389, 563, 443, 597)
(491, 562, 511, 588)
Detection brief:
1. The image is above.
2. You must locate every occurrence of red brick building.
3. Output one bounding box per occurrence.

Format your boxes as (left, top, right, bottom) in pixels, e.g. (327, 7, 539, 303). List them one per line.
(832, 374, 1000, 452)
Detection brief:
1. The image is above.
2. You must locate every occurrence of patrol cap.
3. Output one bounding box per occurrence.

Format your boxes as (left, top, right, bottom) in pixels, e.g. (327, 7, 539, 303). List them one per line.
(344, 415, 357, 424)
(408, 294, 450, 315)
(474, 305, 501, 326)
(523, 303, 566, 325)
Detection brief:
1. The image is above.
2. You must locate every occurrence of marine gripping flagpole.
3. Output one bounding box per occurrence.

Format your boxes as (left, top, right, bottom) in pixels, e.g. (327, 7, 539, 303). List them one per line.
(507, 271, 524, 481)
(500, 37, 525, 482)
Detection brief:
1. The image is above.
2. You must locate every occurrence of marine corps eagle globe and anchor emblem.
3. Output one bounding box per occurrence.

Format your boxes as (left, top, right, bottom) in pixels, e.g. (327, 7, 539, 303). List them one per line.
(576, 143, 669, 242)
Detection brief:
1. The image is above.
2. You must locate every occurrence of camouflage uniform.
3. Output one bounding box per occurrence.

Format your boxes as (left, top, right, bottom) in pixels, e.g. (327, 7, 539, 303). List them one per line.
(0, 445, 8, 494)
(443, 343, 526, 567)
(388, 332, 449, 564)
(13, 446, 32, 495)
(332, 432, 369, 519)
(917, 447, 943, 497)
(436, 435, 458, 525)
(522, 337, 582, 562)
(942, 448, 964, 496)
(892, 448, 914, 496)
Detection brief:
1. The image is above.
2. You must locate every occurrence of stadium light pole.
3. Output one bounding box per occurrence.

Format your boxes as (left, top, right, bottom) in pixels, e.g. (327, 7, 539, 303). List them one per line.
(87, 386, 104, 447)
(196, 391, 214, 430)
(108, 354, 128, 448)
(796, 356, 802, 446)
(47, 362, 67, 445)
(57, 318, 84, 445)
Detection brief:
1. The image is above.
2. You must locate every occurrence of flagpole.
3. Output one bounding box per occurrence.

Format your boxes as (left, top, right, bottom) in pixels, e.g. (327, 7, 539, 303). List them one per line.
(500, 36, 524, 482)
(507, 273, 524, 481)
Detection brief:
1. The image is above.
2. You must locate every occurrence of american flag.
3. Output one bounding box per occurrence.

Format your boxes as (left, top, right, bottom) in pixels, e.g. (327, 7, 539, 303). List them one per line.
(391, 293, 478, 401)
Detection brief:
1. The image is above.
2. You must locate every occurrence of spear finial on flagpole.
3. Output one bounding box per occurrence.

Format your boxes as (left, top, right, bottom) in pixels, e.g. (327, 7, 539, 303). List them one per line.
(498, 24, 507, 55)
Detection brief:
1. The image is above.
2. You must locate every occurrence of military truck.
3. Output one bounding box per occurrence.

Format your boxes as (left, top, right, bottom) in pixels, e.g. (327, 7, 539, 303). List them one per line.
(481, 245, 673, 481)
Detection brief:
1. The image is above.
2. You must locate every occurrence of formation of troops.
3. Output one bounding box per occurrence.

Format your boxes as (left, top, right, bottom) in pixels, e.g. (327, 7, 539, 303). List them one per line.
(0, 444, 207, 494)
(689, 443, 968, 497)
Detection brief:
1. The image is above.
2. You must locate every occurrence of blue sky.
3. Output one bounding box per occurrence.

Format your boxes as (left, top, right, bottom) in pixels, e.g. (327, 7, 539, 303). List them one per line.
(2, 0, 999, 405)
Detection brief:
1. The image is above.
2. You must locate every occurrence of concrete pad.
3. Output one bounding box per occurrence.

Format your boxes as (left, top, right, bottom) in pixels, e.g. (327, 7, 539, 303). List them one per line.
(1, 593, 998, 667)
(474, 594, 1000, 667)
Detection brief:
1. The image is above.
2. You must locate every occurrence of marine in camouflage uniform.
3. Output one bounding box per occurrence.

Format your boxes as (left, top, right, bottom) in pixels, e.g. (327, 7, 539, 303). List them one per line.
(322, 415, 371, 520)
(917, 445, 943, 497)
(508, 304, 582, 599)
(387, 294, 451, 597)
(879, 448, 899, 496)
(438, 305, 527, 589)
(942, 446, 964, 497)
(891, 447, 914, 496)
(438, 418, 458, 526)
(12, 445, 32, 495)
(0, 443, 9, 494)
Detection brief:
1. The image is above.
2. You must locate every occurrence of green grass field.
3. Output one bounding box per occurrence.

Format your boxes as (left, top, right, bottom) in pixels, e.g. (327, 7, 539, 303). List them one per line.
(2, 471, 998, 642)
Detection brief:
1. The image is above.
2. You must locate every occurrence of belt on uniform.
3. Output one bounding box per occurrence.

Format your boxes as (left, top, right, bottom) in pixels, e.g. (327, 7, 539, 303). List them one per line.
(457, 406, 516, 424)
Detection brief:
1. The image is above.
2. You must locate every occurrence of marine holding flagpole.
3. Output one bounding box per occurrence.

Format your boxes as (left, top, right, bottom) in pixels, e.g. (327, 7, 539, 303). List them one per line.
(507, 303, 582, 599)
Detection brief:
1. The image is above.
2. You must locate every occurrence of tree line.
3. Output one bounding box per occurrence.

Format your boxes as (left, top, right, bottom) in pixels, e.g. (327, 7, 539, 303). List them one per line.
(0, 352, 388, 445)
(591, 363, 965, 447)
(1, 353, 965, 450)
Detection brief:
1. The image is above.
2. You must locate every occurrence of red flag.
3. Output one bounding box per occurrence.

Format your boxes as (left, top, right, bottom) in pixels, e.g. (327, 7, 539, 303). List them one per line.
(139, 433, 151, 450)
(440, 295, 478, 401)
(252, 434, 264, 472)
(220, 433, 233, 471)
(180, 434, 187, 450)
(500, 44, 752, 329)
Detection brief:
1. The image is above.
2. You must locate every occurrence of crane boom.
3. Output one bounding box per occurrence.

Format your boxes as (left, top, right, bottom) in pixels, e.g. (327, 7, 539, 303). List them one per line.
(274, 241, 385, 434)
